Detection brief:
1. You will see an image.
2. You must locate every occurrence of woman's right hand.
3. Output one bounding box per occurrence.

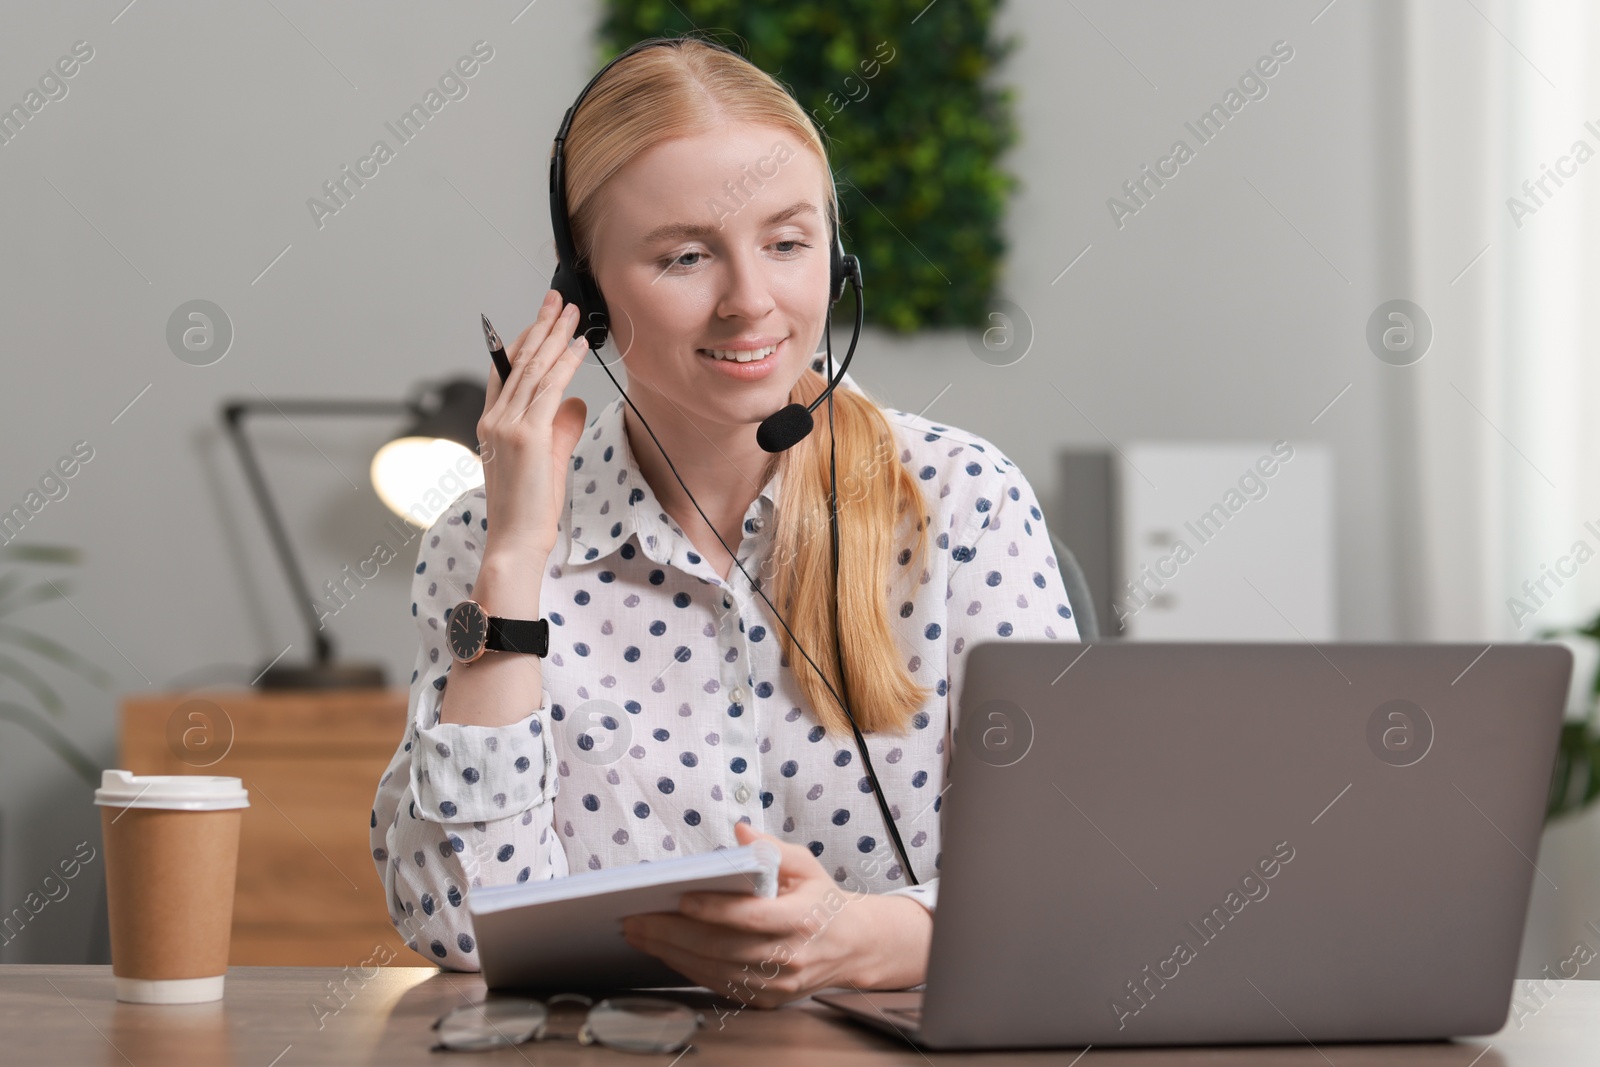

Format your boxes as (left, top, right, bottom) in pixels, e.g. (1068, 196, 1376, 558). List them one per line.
(478, 289, 590, 563)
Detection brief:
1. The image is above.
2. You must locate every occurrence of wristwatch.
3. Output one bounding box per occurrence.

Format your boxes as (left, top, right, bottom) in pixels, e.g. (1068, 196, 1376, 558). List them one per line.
(447, 599, 550, 662)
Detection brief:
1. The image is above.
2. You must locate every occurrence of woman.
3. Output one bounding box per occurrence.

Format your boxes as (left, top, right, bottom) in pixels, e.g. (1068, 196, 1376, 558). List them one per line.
(370, 36, 1079, 1007)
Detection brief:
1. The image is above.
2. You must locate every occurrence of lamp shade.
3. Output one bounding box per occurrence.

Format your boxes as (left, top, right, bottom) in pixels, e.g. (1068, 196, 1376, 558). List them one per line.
(371, 379, 486, 528)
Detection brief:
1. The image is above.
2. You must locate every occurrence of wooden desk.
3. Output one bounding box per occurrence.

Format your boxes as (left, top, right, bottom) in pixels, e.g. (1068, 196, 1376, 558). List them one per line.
(0, 966, 1593, 1065)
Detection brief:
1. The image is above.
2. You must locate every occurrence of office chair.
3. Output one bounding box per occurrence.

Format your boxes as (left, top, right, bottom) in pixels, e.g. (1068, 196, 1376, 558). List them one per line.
(1049, 532, 1100, 640)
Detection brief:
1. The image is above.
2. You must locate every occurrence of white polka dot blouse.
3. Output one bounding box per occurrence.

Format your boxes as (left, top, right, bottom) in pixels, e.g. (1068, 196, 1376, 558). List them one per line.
(370, 366, 1080, 970)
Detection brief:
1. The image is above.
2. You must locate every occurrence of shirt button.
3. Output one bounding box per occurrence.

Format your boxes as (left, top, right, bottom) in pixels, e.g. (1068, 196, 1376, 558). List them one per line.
(731, 686, 746, 705)
(751, 517, 763, 532)
(734, 784, 752, 804)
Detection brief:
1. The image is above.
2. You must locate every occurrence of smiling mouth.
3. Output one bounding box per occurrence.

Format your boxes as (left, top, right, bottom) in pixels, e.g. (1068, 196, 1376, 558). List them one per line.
(698, 342, 781, 363)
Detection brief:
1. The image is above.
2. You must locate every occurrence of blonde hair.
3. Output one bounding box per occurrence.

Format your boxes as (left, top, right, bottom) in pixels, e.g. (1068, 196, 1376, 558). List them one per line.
(559, 36, 932, 735)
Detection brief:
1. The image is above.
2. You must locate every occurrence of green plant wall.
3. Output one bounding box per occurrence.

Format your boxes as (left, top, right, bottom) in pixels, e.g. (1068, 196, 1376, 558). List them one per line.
(595, 0, 1020, 333)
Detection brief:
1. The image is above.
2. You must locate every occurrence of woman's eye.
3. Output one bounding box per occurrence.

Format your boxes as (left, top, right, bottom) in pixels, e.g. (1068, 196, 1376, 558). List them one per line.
(659, 240, 811, 272)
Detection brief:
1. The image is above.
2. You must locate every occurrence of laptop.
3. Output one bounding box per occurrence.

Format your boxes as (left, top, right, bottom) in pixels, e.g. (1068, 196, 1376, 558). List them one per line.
(815, 640, 1572, 1050)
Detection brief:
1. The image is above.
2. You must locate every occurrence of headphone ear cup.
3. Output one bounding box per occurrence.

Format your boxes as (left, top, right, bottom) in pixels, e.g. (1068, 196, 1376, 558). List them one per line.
(551, 262, 609, 351)
(830, 252, 859, 307)
(829, 237, 846, 305)
(550, 263, 581, 313)
(578, 273, 609, 351)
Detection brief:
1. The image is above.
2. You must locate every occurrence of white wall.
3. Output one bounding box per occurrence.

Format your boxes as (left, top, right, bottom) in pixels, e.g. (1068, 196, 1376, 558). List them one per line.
(0, 0, 1404, 962)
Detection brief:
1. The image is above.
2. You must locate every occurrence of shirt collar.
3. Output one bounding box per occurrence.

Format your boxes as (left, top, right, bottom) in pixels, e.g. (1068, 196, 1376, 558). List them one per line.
(563, 358, 862, 574)
(562, 397, 783, 575)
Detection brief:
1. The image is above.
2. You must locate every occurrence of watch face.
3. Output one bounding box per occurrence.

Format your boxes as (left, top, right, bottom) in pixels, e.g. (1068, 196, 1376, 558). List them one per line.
(448, 600, 489, 662)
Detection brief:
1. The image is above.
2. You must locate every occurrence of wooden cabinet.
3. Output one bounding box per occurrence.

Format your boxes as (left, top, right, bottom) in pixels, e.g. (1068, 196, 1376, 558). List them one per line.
(119, 689, 410, 967)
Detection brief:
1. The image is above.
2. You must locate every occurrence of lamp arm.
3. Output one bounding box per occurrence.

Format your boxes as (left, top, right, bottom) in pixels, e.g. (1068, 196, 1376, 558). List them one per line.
(221, 398, 416, 668)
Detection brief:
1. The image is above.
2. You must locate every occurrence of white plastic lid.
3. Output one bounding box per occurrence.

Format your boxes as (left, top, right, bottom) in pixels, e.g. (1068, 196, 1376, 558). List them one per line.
(94, 770, 249, 811)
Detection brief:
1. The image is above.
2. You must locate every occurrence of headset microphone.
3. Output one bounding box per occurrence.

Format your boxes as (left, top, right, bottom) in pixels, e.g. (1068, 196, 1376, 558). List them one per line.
(755, 256, 863, 453)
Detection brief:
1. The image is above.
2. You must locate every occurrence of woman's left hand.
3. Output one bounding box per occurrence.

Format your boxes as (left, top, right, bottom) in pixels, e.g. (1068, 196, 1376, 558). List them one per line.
(619, 821, 933, 1008)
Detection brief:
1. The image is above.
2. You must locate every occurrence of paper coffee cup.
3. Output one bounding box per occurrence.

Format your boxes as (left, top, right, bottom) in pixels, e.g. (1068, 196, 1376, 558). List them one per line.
(94, 770, 249, 1004)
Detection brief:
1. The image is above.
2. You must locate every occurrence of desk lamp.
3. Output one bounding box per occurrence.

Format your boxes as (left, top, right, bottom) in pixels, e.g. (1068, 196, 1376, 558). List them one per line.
(221, 379, 484, 689)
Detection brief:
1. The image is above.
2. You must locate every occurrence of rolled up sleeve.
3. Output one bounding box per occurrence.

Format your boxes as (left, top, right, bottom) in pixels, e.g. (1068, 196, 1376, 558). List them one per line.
(370, 489, 568, 972)
(409, 683, 556, 824)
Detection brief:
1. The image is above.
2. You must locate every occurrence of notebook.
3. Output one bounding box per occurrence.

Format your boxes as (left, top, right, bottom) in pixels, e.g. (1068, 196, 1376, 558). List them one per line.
(469, 840, 782, 990)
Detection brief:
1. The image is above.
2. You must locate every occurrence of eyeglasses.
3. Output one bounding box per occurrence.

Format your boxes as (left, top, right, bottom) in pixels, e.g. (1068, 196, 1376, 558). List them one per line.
(431, 992, 702, 1054)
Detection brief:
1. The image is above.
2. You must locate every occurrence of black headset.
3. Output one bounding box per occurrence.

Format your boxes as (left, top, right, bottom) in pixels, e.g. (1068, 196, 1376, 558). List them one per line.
(547, 36, 920, 886)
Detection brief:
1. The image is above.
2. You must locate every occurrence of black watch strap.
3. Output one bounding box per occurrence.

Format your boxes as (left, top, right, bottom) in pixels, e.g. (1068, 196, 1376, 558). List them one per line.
(487, 616, 549, 657)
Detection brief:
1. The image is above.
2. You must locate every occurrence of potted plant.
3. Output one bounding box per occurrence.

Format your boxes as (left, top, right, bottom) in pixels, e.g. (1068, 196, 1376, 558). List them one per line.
(0, 544, 108, 787)
(1541, 612, 1600, 821)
